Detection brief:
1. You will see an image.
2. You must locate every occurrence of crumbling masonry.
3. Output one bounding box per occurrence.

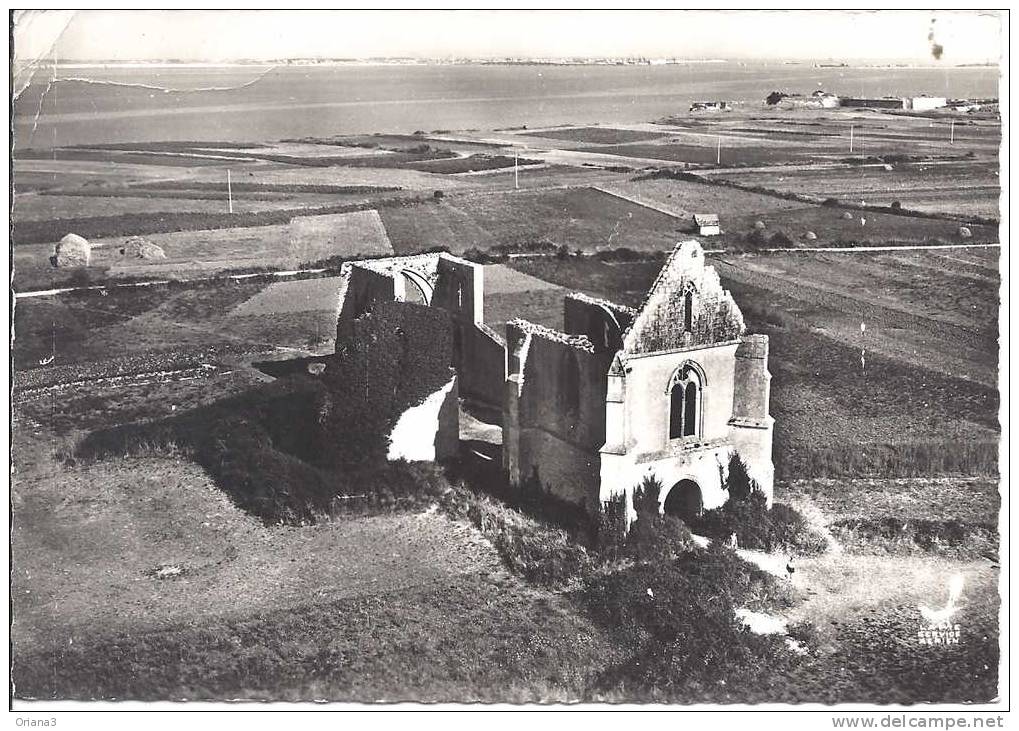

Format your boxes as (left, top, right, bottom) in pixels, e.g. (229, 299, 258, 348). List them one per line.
(333, 240, 773, 524)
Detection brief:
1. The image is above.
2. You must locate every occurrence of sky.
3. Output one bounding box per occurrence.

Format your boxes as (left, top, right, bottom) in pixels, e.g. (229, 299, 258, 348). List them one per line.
(12, 9, 1004, 65)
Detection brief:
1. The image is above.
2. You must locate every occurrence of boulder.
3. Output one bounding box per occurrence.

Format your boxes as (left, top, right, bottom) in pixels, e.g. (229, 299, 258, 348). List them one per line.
(958, 226, 973, 239)
(120, 236, 166, 259)
(753, 220, 767, 230)
(53, 233, 91, 268)
(804, 231, 818, 241)
(841, 211, 854, 220)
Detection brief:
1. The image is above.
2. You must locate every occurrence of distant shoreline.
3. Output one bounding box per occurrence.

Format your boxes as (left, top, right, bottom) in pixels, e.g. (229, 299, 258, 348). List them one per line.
(15, 59, 999, 70)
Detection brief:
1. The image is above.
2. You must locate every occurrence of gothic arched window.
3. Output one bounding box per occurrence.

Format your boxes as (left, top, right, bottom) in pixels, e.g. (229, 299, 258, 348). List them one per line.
(668, 363, 703, 440)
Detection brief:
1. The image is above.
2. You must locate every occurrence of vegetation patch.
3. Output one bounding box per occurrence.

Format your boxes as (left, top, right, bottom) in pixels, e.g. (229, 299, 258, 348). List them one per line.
(578, 544, 797, 701)
(13, 196, 426, 248)
(405, 154, 543, 174)
(687, 453, 829, 556)
(440, 487, 592, 588)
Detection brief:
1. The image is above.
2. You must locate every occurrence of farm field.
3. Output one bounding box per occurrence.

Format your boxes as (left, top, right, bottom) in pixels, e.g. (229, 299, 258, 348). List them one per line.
(522, 126, 672, 145)
(481, 263, 571, 332)
(13, 208, 395, 290)
(11, 278, 342, 374)
(13, 189, 376, 222)
(710, 160, 1000, 219)
(380, 186, 687, 256)
(652, 111, 1001, 161)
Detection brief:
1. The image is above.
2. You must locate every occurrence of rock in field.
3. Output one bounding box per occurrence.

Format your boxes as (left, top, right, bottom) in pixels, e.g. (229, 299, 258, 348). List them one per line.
(958, 226, 973, 239)
(120, 236, 166, 259)
(53, 233, 91, 268)
(841, 211, 854, 220)
(753, 220, 767, 230)
(804, 231, 817, 241)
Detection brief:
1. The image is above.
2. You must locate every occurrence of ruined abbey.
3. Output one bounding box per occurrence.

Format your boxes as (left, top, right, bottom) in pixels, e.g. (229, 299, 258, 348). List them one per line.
(333, 239, 774, 524)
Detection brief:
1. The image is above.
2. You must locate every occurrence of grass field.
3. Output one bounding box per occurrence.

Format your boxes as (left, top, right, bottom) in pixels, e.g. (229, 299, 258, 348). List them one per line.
(780, 476, 999, 559)
(380, 187, 685, 255)
(14, 208, 397, 290)
(711, 160, 1000, 219)
(596, 141, 811, 166)
(10, 431, 998, 702)
(11, 278, 343, 372)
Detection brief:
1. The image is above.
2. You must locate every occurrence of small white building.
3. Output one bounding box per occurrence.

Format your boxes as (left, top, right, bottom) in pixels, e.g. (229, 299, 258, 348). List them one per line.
(906, 96, 948, 111)
(694, 214, 721, 237)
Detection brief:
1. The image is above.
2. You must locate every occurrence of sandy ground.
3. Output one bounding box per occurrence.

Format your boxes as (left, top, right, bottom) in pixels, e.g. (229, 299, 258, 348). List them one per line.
(229, 276, 345, 317)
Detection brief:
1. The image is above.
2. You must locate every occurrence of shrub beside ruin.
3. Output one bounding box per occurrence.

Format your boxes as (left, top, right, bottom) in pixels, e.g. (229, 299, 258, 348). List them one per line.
(688, 452, 827, 556)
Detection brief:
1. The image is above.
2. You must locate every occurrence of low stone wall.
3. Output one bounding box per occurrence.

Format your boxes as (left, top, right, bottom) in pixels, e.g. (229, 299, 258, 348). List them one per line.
(514, 425, 602, 513)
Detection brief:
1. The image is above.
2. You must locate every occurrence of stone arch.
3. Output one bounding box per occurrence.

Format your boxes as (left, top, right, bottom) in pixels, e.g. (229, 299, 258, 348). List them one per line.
(400, 269, 433, 305)
(594, 303, 624, 351)
(663, 479, 703, 522)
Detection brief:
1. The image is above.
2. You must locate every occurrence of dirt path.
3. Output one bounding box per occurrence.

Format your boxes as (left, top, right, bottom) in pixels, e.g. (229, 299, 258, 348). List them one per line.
(784, 553, 998, 648)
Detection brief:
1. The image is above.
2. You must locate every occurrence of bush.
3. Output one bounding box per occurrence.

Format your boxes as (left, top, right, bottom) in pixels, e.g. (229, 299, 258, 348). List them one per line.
(580, 544, 796, 698)
(433, 190, 444, 200)
(597, 492, 628, 560)
(67, 268, 92, 286)
(689, 492, 827, 556)
(725, 451, 758, 503)
(441, 485, 592, 587)
(769, 230, 793, 246)
(625, 514, 696, 563)
(632, 474, 662, 515)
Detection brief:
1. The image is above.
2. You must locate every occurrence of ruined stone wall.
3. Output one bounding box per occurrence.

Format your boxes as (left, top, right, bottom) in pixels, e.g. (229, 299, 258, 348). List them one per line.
(434, 256, 484, 325)
(458, 322, 506, 411)
(335, 263, 397, 342)
(563, 293, 636, 355)
(503, 321, 611, 512)
(728, 334, 774, 499)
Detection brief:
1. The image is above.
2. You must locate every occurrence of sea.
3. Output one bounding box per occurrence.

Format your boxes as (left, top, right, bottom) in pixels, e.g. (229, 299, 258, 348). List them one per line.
(12, 62, 1001, 149)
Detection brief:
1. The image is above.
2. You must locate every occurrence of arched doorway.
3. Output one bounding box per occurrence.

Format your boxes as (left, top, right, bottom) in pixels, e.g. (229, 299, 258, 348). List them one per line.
(663, 479, 702, 522)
